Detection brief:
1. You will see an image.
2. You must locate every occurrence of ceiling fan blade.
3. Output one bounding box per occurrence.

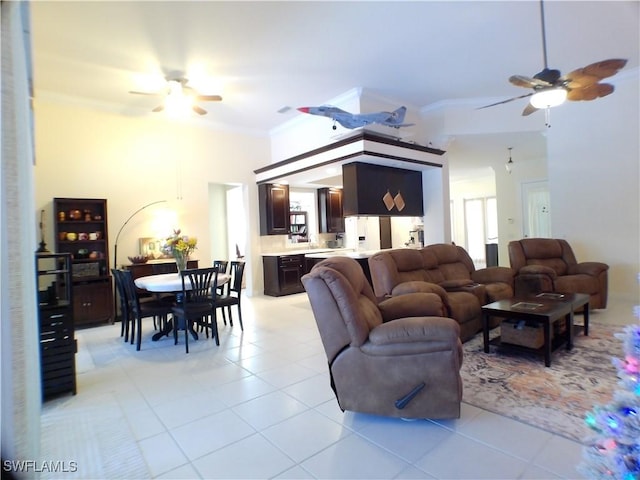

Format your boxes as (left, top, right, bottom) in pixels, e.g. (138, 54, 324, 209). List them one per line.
(192, 105, 207, 115)
(477, 92, 534, 110)
(152, 104, 164, 113)
(509, 75, 552, 89)
(195, 95, 223, 102)
(522, 103, 539, 116)
(567, 83, 614, 101)
(562, 59, 628, 88)
(129, 90, 161, 96)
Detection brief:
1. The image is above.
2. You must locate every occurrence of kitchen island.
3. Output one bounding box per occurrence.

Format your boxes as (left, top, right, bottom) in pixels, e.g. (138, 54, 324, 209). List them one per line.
(262, 247, 376, 296)
(304, 250, 378, 287)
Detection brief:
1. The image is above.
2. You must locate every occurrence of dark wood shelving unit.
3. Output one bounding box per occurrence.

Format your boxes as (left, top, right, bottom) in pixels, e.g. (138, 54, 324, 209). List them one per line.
(54, 198, 113, 326)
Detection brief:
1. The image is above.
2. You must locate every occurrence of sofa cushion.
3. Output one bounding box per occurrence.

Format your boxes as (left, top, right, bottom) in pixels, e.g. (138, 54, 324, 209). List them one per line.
(526, 258, 568, 276)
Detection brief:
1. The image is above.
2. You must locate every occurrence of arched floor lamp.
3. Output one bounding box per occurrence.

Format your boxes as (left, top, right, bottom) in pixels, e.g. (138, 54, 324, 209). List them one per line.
(113, 200, 167, 270)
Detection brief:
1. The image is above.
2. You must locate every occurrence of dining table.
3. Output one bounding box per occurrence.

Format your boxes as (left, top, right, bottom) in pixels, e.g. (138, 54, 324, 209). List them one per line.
(135, 272, 231, 342)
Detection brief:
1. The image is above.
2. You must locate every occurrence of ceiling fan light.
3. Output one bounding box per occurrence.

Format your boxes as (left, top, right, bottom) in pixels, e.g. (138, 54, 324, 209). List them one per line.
(530, 88, 567, 109)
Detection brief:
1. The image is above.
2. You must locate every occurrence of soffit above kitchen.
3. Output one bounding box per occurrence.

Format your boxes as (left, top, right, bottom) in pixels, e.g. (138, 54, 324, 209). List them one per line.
(254, 131, 446, 189)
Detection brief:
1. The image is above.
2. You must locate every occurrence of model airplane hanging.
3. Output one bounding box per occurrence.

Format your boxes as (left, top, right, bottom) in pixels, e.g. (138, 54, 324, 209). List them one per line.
(297, 105, 414, 130)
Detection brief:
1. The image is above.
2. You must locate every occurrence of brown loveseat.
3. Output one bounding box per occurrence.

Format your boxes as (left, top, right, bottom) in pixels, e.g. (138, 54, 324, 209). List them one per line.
(302, 256, 463, 419)
(368, 244, 515, 342)
(508, 238, 609, 309)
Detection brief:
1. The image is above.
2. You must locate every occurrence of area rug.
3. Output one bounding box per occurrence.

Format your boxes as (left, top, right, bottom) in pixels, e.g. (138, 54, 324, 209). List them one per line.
(460, 322, 626, 443)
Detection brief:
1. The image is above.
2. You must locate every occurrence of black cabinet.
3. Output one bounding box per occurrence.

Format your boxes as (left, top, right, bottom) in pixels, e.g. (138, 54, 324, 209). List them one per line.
(318, 188, 344, 233)
(259, 183, 290, 235)
(54, 197, 113, 326)
(36, 253, 77, 399)
(342, 162, 423, 216)
(263, 254, 305, 296)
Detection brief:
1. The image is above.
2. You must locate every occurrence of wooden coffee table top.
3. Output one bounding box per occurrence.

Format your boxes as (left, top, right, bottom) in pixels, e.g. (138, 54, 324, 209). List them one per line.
(482, 292, 589, 319)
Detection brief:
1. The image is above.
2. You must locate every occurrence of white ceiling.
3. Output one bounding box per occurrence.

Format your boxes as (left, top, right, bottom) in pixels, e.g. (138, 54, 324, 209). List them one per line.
(30, 1, 639, 178)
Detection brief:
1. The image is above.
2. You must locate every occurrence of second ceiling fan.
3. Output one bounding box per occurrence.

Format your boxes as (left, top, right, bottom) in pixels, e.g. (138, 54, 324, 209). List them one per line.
(480, 0, 627, 116)
(130, 75, 222, 115)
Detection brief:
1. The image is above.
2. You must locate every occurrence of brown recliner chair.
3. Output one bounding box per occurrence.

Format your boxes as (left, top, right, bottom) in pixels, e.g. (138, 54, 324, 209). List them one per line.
(301, 256, 463, 420)
(508, 238, 609, 309)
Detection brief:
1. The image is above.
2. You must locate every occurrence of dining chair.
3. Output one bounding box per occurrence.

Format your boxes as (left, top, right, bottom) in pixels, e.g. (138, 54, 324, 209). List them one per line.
(213, 260, 229, 294)
(171, 267, 220, 353)
(120, 269, 174, 351)
(112, 269, 132, 342)
(216, 261, 245, 330)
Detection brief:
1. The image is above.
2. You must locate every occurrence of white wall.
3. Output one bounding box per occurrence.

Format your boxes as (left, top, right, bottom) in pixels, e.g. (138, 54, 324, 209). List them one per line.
(545, 71, 640, 301)
(34, 100, 270, 294)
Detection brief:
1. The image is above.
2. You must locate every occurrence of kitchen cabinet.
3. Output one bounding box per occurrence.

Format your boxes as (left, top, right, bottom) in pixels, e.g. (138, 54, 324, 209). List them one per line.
(54, 197, 113, 326)
(263, 254, 305, 296)
(342, 162, 423, 216)
(36, 253, 77, 399)
(259, 183, 290, 235)
(317, 188, 344, 233)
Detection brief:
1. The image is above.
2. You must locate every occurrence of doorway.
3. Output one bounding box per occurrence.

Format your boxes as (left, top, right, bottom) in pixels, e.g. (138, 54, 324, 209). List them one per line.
(463, 196, 497, 268)
(521, 180, 551, 238)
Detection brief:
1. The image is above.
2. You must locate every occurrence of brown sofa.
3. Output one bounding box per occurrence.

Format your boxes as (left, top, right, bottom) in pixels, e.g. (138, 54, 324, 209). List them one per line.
(368, 244, 515, 342)
(301, 256, 463, 419)
(508, 238, 609, 309)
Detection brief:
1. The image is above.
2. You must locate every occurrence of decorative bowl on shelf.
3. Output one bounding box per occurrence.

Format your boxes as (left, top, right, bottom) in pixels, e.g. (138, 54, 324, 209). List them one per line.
(128, 255, 149, 264)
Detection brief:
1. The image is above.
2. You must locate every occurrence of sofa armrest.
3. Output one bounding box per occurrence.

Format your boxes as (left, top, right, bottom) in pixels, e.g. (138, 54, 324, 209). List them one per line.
(569, 262, 609, 276)
(519, 264, 557, 279)
(378, 293, 446, 321)
(472, 266, 514, 285)
(391, 281, 448, 299)
(368, 316, 460, 346)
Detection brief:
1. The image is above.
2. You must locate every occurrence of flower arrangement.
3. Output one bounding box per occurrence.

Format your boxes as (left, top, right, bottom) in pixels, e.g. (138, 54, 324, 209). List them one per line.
(163, 229, 197, 272)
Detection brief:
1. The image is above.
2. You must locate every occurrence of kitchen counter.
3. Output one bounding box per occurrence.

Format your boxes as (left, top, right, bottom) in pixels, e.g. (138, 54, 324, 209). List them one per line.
(261, 248, 351, 257)
(304, 249, 380, 260)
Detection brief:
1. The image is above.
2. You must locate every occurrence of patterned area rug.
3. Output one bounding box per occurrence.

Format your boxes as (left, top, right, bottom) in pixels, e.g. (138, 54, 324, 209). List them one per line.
(461, 322, 625, 443)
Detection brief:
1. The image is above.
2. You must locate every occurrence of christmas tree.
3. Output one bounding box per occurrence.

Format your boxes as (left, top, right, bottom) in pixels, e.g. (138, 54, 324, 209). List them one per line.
(579, 317, 640, 480)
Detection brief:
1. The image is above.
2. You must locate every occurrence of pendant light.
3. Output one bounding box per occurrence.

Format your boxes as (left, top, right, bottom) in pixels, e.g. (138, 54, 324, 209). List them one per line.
(505, 147, 514, 174)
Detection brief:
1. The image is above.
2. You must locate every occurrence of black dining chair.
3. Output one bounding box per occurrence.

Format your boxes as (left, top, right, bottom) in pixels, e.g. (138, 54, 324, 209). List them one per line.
(120, 269, 174, 351)
(171, 267, 220, 353)
(112, 269, 132, 341)
(213, 259, 229, 295)
(216, 261, 245, 330)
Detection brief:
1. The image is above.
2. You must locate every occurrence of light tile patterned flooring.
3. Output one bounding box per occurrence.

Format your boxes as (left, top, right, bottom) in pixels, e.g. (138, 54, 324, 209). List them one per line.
(41, 293, 636, 479)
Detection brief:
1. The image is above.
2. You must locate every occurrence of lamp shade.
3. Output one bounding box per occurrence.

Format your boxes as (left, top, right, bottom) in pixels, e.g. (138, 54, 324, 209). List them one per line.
(530, 88, 568, 109)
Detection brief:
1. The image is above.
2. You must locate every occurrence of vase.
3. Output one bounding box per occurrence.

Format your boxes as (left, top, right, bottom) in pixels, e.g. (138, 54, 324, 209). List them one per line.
(175, 253, 188, 273)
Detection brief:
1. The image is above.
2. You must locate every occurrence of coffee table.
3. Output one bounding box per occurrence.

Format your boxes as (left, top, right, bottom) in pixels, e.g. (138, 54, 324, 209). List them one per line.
(481, 293, 590, 367)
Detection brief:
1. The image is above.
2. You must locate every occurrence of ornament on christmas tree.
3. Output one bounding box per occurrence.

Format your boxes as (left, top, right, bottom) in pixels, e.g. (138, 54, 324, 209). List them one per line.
(579, 319, 640, 480)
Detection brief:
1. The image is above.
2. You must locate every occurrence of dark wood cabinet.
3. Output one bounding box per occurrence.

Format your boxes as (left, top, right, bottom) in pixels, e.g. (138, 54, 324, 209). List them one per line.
(36, 253, 76, 399)
(54, 198, 113, 326)
(318, 188, 344, 233)
(259, 183, 290, 235)
(342, 162, 424, 216)
(73, 280, 113, 324)
(263, 254, 305, 296)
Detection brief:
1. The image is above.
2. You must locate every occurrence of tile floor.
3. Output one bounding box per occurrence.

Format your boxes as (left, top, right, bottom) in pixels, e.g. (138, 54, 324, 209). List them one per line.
(41, 293, 637, 479)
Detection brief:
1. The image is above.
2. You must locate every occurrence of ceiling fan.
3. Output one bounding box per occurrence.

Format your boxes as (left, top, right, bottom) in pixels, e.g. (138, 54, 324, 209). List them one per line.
(479, 0, 627, 116)
(129, 75, 222, 115)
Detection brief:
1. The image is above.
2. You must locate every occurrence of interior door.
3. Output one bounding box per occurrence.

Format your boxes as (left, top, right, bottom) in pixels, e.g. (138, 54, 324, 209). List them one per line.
(521, 180, 551, 238)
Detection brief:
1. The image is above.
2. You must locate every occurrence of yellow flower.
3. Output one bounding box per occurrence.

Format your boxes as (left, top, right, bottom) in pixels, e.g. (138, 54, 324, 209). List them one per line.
(163, 229, 197, 257)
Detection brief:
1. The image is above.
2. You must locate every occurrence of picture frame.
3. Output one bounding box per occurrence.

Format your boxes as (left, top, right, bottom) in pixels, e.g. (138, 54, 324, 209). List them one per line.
(138, 237, 167, 259)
